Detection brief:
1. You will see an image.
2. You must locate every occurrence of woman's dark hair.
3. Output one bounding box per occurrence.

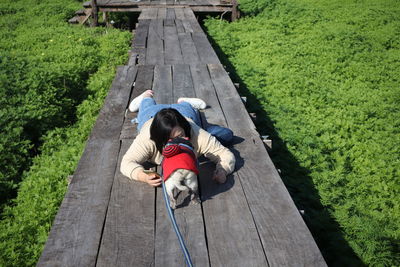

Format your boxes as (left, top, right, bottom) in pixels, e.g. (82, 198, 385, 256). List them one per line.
(150, 108, 191, 153)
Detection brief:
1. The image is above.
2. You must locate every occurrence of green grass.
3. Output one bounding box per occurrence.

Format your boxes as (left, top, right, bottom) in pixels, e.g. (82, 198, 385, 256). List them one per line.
(0, 0, 131, 265)
(205, 0, 400, 265)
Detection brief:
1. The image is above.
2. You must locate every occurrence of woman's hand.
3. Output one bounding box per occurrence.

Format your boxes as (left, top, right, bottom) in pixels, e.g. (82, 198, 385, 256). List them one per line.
(213, 168, 227, 184)
(138, 170, 162, 187)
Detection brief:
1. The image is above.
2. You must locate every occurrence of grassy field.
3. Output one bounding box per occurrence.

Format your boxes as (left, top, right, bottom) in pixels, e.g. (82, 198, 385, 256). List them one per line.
(205, 0, 399, 265)
(0, 1, 131, 265)
(1, 0, 399, 265)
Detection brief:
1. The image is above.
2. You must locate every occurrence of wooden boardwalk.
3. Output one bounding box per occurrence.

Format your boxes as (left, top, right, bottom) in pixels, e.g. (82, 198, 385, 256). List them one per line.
(38, 7, 326, 267)
(83, 0, 235, 13)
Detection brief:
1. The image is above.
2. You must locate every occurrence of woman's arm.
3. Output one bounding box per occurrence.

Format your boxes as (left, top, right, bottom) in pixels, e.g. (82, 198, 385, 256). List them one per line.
(120, 132, 161, 187)
(194, 126, 236, 182)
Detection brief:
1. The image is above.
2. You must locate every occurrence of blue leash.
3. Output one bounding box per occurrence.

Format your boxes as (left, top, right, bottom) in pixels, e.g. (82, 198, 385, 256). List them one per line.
(160, 168, 194, 267)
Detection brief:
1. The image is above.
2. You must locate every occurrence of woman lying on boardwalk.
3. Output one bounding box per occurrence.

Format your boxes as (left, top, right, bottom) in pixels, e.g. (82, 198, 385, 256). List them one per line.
(120, 90, 236, 187)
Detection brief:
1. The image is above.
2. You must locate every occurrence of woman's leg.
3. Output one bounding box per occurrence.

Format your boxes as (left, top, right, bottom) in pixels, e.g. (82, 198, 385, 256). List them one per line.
(173, 101, 233, 145)
(137, 98, 169, 131)
(170, 101, 202, 126)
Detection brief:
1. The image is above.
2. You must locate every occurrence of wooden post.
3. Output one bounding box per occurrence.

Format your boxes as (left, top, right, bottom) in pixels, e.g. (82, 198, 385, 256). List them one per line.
(91, 0, 98, 27)
(231, 0, 238, 21)
(103, 11, 108, 26)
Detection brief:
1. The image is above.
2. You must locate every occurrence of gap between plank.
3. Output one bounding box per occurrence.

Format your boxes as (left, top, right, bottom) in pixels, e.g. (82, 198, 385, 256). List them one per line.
(95, 139, 123, 267)
(205, 64, 270, 265)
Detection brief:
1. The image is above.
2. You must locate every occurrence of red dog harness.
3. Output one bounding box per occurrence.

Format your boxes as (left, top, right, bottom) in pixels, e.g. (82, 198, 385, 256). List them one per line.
(162, 138, 199, 181)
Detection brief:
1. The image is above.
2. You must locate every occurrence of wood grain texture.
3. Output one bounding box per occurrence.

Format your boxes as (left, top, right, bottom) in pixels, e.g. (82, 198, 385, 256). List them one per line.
(97, 140, 156, 267)
(133, 19, 150, 48)
(173, 64, 195, 101)
(154, 178, 209, 267)
(38, 66, 133, 267)
(174, 8, 185, 20)
(164, 22, 184, 65)
(190, 62, 268, 267)
(192, 32, 220, 64)
(182, 19, 194, 33)
(146, 19, 164, 65)
(131, 47, 146, 65)
(183, 8, 203, 32)
(120, 111, 137, 140)
(139, 8, 157, 20)
(179, 33, 200, 64)
(164, 18, 174, 27)
(166, 8, 175, 19)
(198, 161, 268, 267)
(175, 19, 185, 34)
(157, 7, 167, 19)
(154, 65, 209, 266)
(134, 65, 155, 98)
(189, 63, 226, 127)
(207, 63, 327, 266)
(89, 66, 134, 140)
(152, 65, 172, 104)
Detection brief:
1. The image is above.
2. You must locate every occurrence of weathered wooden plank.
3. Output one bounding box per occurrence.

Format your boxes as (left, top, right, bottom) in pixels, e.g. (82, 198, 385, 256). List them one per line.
(38, 66, 132, 266)
(189, 63, 226, 127)
(38, 138, 121, 267)
(192, 32, 220, 64)
(134, 47, 146, 65)
(128, 50, 138, 66)
(139, 8, 158, 20)
(152, 65, 172, 104)
(183, 8, 203, 32)
(146, 19, 164, 65)
(164, 23, 184, 65)
(166, 8, 175, 19)
(97, 140, 156, 267)
(191, 6, 233, 12)
(88, 66, 134, 139)
(174, 8, 185, 20)
(207, 63, 327, 266)
(189, 62, 268, 266)
(154, 175, 209, 267)
(131, 64, 154, 106)
(172, 64, 195, 101)
(157, 7, 167, 19)
(175, 19, 185, 34)
(154, 63, 209, 266)
(133, 19, 150, 48)
(182, 19, 193, 33)
(179, 33, 200, 64)
(120, 111, 137, 140)
(164, 18, 175, 27)
(190, 20, 204, 33)
(198, 161, 269, 267)
(120, 65, 154, 139)
(183, 7, 197, 20)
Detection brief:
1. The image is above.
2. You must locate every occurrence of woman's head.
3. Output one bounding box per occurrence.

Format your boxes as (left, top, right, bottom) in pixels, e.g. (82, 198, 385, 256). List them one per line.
(150, 108, 191, 152)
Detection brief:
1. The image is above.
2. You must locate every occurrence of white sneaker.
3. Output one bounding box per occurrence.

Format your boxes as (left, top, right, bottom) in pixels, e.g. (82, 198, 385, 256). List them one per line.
(129, 90, 153, 112)
(177, 97, 207, 110)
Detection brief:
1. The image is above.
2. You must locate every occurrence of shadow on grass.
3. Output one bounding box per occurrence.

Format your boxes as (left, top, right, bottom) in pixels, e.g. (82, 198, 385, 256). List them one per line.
(200, 19, 365, 267)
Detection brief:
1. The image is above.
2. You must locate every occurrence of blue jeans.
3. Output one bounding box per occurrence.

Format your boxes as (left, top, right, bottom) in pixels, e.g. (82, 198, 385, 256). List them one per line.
(137, 98, 201, 131)
(137, 98, 233, 146)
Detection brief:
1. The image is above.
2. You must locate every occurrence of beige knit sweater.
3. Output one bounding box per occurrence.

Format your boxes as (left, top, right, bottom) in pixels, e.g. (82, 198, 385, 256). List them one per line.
(120, 118, 236, 180)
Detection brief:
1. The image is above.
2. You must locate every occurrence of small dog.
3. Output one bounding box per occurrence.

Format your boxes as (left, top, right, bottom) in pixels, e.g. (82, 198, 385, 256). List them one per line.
(162, 137, 200, 209)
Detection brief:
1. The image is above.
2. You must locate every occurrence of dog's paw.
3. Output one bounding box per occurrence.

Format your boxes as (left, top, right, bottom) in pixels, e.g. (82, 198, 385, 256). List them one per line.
(169, 201, 177, 210)
(190, 197, 201, 206)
